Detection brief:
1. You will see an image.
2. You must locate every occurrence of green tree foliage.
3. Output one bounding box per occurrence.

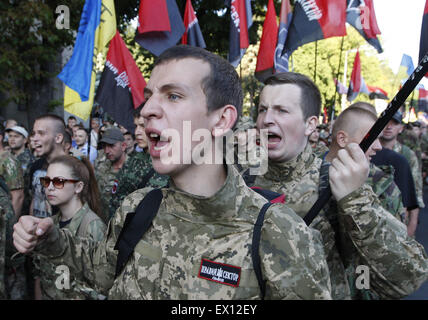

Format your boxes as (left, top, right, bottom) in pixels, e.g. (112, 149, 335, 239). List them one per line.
(0, 0, 396, 123)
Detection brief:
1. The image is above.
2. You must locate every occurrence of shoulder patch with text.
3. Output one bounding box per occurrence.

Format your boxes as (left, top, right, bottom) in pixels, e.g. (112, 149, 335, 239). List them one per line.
(198, 258, 241, 287)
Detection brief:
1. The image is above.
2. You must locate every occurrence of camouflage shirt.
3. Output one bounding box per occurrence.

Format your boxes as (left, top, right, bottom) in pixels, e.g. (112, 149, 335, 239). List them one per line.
(34, 203, 106, 300)
(35, 165, 332, 300)
(392, 142, 425, 209)
(16, 149, 36, 216)
(0, 150, 24, 191)
(109, 151, 168, 220)
(250, 143, 428, 299)
(0, 181, 16, 299)
(311, 142, 329, 159)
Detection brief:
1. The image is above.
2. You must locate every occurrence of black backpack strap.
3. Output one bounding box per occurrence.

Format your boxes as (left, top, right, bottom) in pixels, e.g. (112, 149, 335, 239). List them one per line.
(114, 188, 163, 278)
(242, 168, 257, 186)
(252, 201, 273, 300)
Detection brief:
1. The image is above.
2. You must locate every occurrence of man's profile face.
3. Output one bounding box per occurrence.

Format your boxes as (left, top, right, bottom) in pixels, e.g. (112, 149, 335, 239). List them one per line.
(104, 141, 125, 163)
(256, 83, 309, 163)
(134, 116, 148, 149)
(141, 58, 215, 176)
(345, 117, 381, 161)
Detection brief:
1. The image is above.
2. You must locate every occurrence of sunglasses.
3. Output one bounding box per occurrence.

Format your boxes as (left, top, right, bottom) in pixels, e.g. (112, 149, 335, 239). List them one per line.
(40, 177, 80, 189)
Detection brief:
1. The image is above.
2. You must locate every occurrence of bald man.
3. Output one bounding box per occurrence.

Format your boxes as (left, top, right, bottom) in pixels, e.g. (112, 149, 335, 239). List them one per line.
(326, 106, 405, 224)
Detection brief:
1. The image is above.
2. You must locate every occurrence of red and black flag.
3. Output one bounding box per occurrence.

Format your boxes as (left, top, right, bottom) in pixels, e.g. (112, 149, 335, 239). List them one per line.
(274, 0, 293, 73)
(346, 0, 382, 53)
(367, 86, 388, 100)
(419, 0, 428, 76)
(228, 0, 253, 67)
(255, 0, 278, 82)
(95, 31, 146, 132)
(182, 0, 206, 48)
(347, 51, 370, 102)
(135, 0, 185, 56)
(283, 0, 346, 55)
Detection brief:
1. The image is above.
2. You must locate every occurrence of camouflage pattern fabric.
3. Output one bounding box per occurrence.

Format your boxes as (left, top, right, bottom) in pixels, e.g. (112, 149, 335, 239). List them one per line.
(251, 142, 428, 299)
(367, 164, 405, 222)
(33, 203, 106, 300)
(34, 165, 332, 300)
(393, 142, 425, 209)
(311, 142, 329, 159)
(0, 180, 26, 299)
(0, 150, 24, 191)
(109, 151, 168, 221)
(16, 149, 36, 216)
(421, 133, 428, 184)
(398, 129, 422, 168)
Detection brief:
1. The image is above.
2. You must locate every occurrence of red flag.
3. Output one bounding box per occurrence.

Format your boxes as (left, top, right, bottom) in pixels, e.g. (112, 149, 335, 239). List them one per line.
(255, 0, 278, 82)
(229, 0, 252, 67)
(284, 0, 346, 54)
(96, 31, 146, 132)
(347, 51, 369, 101)
(135, 0, 185, 56)
(181, 0, 206, 48)
(137, 0, 170, 34)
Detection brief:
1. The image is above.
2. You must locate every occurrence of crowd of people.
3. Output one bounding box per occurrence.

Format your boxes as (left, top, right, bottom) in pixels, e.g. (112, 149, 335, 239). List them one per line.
(1, 45, 427, 300)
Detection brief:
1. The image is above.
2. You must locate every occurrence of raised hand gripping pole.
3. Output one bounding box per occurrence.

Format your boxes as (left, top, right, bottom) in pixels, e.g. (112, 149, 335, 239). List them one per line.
(303, 53, 428, 226)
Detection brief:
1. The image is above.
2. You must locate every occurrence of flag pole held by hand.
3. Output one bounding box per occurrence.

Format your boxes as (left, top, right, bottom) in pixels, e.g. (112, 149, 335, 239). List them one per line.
(303, 52, 428, 226)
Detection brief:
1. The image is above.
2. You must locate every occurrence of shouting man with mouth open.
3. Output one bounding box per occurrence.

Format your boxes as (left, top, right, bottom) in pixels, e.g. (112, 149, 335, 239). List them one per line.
(247, 72, 428, 300)
(13, 45, 332, 300)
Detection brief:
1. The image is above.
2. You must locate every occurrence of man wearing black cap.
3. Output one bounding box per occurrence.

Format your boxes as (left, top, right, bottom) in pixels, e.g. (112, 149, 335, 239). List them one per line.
(380, 110, 424, 237)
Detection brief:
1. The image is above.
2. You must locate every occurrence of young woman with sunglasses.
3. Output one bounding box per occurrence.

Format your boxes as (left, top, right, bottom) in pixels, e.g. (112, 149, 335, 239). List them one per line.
(34, 155, 106, 300)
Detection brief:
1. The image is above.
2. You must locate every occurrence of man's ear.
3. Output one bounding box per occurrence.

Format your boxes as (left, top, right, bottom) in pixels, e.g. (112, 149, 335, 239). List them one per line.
(336, 130, 348, 148)
(304, 116, 318, 137)
(211, 105, 238, 137)
(55, 133, 64, 145)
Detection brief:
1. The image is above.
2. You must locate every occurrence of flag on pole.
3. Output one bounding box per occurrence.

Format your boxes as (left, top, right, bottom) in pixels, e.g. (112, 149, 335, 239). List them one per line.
(399, 54, 415, 76)
(367, 85, 388, 100)
(274, 0, 293, 73)
(228, 0, 253, 67)
(283, 0, 346, 55)
(418, 88, 428, 112)
(347, 51, 369, 102)
(334, 78, 347, 95)
(346, 0, 383, 53)
(135, 0, 185, 56)
(255, 0, 278, 82)
(95, 31, 147, 133)
(182, 0, 206, 48)
(58, 0, 116, 120)
(419, 0, 428, 70)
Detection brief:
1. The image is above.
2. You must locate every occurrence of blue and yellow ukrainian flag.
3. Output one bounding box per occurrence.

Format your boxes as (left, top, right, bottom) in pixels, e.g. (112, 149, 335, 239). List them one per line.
(58, 0, 116, 120)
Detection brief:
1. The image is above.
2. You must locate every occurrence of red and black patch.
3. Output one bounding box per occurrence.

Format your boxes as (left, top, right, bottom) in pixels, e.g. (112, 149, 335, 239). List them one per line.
(198, 258, 241, 287)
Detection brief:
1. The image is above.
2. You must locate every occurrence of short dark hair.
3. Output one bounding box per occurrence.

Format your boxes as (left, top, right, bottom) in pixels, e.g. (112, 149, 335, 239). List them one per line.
(35, 114, 66, 137)
(155, 45, 243, 127)
(263, 72, 321, 120)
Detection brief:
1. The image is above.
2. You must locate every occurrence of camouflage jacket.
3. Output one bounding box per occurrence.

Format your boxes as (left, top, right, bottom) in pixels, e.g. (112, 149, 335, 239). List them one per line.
(0, 182, 16, 299)
(16, 149, 36, 216)
(398, 130, 422, 167)
(250, 143, 428, 299)
(34, 203, 106, 300)
(34, 165, 332, 300)
(393, 142, 425, 208)
(0, 150, 24, 191)
(108, 151, 168, 221)
(367, 164, 405, 222)
(311, 142, 329, 159)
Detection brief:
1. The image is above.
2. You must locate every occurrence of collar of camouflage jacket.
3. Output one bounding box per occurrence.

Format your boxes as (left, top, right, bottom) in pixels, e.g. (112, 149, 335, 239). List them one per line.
(264, 143, 315, 183)
(166, 164, 247, 221)
(53, 202, 90, 236)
